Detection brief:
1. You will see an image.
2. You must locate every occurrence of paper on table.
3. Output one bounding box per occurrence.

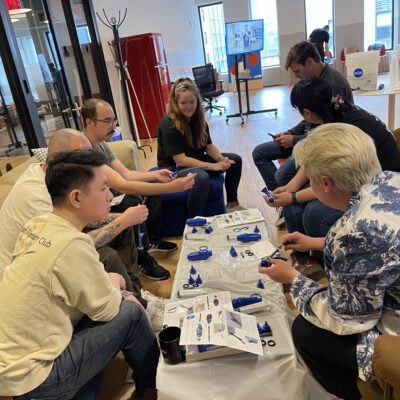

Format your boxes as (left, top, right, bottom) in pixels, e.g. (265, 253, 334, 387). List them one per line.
(249, 240, 277, 259)
(180, 308, 263, 356)
(163, 291, 233, 329)
(214, 208, 264, 228)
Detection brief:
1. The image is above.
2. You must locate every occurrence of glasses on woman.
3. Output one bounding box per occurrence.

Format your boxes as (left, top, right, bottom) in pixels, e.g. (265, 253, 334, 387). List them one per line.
(93, 118, 118, 125)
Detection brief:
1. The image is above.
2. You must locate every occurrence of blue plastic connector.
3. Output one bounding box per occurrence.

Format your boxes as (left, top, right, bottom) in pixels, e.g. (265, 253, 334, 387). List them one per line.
(190, 265, 197, 275)
(254, 225, 260, 233)
(192, 227, 198, 233)
(230, 246, 238, 257)
(188, 275, 196, 285)
(196, 274, 202, 285)
(256, 279, 265, 289)
(205, 225, 213, 234)
(257, 321, 273, 336)
(237, 233, 261, 243)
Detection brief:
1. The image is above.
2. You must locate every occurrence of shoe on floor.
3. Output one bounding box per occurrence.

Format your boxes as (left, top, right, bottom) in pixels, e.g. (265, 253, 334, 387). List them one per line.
(148, 239, 177, 253)
(138, 252, 170, 281)
(130, 387, 158, 400)
(226, 204, 247, 212)
(274, 208, 285, 228)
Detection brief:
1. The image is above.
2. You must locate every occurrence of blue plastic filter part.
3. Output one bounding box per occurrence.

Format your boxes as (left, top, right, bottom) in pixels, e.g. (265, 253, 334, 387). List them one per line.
(188, 275, 195, 285)
(257, 321, 272, 336)
(205, 226, 213, 234)
(256, 279, 265, 289)
(187, 249, 213, 261)
(254, 225, 260, 233)
(196, 274, 202, 284)
(230, 246, 238, 257)
(232, 293, 262, 308)
(237, 233, 261, 243)
(186, 218, 207, 226)
(192, 227, 198, 233)
(190, 265, 197, 275)
(261, 187, 275, 203)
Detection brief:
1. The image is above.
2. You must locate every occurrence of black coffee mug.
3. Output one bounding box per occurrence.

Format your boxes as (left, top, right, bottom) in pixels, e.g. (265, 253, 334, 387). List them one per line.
(158, 326, 186, 364)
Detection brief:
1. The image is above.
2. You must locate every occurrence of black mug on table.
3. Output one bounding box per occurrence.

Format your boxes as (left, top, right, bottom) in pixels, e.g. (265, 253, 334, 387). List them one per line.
(158, 326, 186, 364)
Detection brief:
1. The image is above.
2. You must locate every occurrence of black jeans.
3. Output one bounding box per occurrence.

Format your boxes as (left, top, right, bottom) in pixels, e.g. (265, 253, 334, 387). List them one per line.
(111, 192, 162, 247)
(292, 315, 361, 400)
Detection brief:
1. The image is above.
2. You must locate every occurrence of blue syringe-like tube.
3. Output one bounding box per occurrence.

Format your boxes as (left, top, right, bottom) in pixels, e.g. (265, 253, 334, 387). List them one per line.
(261, 187, 275, 203)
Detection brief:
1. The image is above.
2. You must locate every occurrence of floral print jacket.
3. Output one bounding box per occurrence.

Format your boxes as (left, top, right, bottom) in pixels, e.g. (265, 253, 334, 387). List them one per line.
(291, 171, 400, 380)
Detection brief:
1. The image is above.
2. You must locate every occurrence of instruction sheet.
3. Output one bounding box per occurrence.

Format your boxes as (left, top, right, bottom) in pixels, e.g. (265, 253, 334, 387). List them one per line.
(214, 208, 265, 228)
(163, 291, 233, 329)
(180, 307, 263, 356)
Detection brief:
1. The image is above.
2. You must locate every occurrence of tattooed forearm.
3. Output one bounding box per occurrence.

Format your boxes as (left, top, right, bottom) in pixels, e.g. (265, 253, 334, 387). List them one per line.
(84, 213, 119, 230)
(87, 222, 122, 248)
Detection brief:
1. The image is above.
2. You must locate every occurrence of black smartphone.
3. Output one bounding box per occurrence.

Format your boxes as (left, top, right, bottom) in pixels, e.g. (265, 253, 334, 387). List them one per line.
(267, 132, 276, 139)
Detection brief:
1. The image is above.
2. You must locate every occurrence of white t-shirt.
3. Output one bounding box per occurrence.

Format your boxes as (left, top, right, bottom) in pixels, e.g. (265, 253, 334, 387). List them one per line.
(0, 164, 52, 279)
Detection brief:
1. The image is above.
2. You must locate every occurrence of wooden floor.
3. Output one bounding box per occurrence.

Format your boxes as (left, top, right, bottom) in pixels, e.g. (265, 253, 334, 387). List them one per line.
(0, 83, 393, 399)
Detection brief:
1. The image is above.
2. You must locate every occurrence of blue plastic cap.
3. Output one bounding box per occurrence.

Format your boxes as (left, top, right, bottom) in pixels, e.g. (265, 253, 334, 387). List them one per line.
(188, 275, 195, 285)
(192, 227, 198, 233)
(190, 265, 197, 275)
(256, 279, 265, 289)
(260, 260, 269, 267)
(268, 197, 275, 203)
(196, 274, 202, 284)
(254, 225, 260, 233)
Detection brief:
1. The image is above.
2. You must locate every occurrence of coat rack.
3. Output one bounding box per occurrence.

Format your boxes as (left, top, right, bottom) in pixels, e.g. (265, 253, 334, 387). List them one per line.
(96, 9, 152, 155)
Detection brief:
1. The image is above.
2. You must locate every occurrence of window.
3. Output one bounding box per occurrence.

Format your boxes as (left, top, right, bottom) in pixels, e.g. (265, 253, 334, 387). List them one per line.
(305, 0, 335, 58)
(365, 0, 394, 50)
(198, 3, 228, 74)
(249, 0, 280, 68)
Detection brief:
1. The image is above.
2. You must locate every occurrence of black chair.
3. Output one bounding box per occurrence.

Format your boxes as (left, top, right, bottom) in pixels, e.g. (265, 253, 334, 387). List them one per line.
(192, 64, 226, 115)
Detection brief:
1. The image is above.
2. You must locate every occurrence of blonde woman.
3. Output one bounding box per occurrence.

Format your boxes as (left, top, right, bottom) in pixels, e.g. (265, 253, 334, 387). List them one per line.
(259, 123, 400, 400)
(157, 78, 243, 217)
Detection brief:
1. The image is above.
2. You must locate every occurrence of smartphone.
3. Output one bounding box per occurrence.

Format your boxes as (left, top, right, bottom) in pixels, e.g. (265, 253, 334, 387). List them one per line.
(267, 132, 276, 139)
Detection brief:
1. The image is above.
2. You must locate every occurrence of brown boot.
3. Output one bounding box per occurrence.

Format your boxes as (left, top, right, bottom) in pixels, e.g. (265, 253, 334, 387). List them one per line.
(130, 387, 158, 400)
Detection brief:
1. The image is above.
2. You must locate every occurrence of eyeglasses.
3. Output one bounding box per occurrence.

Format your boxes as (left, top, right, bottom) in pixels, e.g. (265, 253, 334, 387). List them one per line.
(93, 118, 118, 125)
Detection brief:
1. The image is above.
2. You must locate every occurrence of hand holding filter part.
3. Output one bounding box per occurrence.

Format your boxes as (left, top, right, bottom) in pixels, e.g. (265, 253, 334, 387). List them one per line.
(261, 187, 275, 203)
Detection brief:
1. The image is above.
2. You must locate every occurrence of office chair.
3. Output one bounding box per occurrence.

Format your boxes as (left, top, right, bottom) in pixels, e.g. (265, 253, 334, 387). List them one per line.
(192, 64, 226, 115)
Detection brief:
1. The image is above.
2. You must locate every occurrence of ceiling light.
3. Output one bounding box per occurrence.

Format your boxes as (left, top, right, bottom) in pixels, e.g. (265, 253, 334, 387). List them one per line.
(9, 8, 32, 16)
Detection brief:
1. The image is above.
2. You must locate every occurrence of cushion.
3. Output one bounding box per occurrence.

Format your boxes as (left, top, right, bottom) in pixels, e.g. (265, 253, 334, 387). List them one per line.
(31, 148, 48, 163)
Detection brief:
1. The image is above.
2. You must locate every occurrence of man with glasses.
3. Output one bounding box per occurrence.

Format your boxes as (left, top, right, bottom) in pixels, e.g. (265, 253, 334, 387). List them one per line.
(82, 99, 195, 281)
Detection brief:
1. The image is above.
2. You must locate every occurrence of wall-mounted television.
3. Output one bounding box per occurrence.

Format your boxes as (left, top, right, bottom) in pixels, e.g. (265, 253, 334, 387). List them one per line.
(225, 19, 264, 56)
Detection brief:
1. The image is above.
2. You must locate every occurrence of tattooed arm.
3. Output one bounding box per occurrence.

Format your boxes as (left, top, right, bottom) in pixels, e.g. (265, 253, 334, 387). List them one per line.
(85, 213, 120, 230)
(85, 206, 149, 249)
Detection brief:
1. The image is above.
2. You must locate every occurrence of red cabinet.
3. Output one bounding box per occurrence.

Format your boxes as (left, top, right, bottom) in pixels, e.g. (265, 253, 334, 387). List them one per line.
(120, 33, 171, 139)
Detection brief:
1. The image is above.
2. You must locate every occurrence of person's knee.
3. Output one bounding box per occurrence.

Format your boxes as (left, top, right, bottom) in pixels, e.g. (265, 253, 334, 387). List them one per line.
(291, 315, 314, 351)
(252, 143, 267, 163)
(194, 169, 209, 187)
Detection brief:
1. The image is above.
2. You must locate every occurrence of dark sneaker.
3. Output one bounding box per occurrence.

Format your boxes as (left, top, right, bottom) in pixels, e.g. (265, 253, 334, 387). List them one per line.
(148, 239, 178, 253)
(138, 252, 170, 281)
(130, 387, 158, 400)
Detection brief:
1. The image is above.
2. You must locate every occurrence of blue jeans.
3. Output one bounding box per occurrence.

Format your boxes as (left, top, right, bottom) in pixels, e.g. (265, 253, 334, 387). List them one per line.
(167, 152, 242, 217)
(252, 141, 293, 191)
(283, 200, 343, 263)
(15, 301, 159, 400)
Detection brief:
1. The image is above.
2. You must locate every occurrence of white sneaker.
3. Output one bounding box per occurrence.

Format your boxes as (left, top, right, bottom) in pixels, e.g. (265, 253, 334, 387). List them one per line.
(146, 301, 165, 332)
(226, 204, 247, 212)
(275, 208, 285, 227)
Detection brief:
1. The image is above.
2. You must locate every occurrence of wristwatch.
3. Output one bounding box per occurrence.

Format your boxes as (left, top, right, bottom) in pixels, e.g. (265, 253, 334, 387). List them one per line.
(121, 290, 134, 299)
(291, 192, 298, 205)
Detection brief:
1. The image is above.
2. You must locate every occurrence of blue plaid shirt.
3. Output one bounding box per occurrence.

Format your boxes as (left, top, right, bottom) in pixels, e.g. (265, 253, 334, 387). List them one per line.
(291, 171, 400, 380)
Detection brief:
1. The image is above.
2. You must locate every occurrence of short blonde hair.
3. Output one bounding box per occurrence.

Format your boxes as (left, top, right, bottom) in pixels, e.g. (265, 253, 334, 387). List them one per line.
(293, 123, 381, 192)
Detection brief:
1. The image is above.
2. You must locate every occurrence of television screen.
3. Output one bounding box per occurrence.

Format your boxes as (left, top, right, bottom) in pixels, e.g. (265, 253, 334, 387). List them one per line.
(225, 19, 264, 56)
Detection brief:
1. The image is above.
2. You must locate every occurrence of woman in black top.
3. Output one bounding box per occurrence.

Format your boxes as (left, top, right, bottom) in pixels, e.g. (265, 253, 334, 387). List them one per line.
(157, 78, 243, 217)
(267, 76, 400, 265)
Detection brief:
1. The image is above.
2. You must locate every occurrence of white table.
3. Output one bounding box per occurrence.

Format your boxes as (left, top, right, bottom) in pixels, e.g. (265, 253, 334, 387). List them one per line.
(157, 210, 330, 400)
(354, 73, 400, 131)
